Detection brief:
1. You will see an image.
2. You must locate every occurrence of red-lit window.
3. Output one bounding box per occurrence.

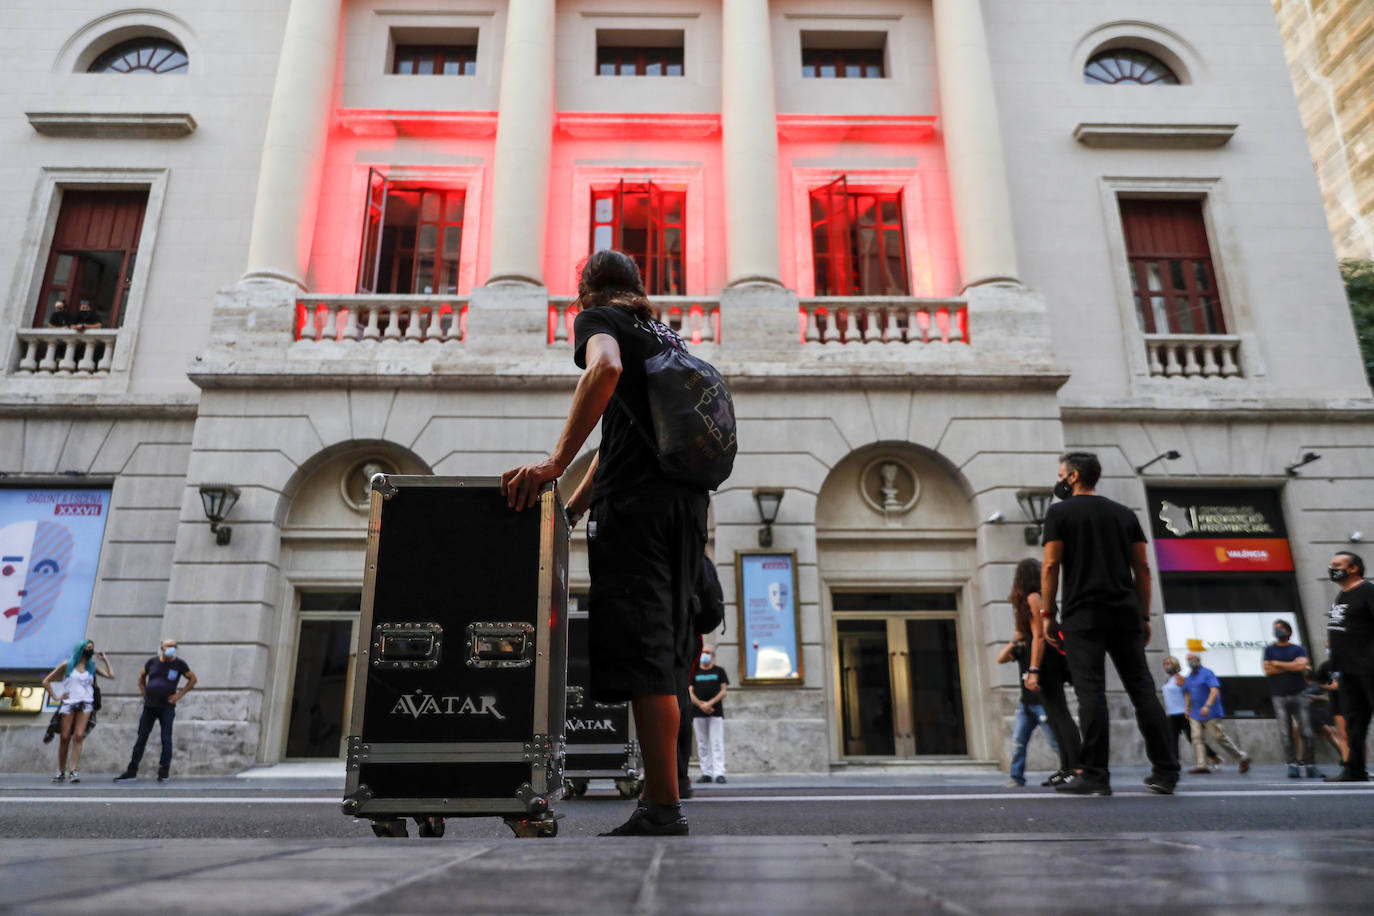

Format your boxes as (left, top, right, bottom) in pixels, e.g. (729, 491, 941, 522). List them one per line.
(393, 44, 477, 75)
(810, 177, 909, 296)
(34, 189, 147, 328)
(357, 171, 465, 295)
(801, 47, 884, 79)
(596, 46, 683, 76)
(1120, 199, 1226, 334)
(589, 181, 685, 295)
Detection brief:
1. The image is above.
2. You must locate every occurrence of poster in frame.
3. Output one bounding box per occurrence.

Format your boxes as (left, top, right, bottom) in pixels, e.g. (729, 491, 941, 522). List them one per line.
(734, 549, 804, 686)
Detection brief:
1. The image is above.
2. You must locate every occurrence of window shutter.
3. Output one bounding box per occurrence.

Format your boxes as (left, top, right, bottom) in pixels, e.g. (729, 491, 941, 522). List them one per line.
(1120, 199, 1225, 334)
(356, 168, 387, 294)
(824, 176, 854, 296)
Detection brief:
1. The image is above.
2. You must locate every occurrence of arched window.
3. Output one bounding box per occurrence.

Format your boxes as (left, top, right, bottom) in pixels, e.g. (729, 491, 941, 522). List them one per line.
(1084, 49, 1179, 86)
(88, 37, 188, 74)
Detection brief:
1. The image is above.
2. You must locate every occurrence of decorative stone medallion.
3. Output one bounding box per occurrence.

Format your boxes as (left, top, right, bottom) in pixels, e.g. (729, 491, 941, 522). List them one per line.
(859, 456, 921, 522)
(341, 457, 398, 512)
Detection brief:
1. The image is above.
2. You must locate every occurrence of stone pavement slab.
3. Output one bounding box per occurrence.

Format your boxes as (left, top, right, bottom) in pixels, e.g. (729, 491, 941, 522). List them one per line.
(2, 832, 1371, 915)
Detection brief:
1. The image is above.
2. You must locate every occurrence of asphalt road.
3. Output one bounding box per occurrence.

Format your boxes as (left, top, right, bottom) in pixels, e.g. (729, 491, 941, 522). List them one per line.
(2, 770, 1371, 840)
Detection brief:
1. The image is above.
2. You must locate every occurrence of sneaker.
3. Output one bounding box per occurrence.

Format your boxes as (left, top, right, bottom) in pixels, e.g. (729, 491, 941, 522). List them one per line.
(1186, 766, 1212, 774)
(1239, 756, 1251, 774)
(51, 772, 65, 783)
(157, 776, 168, 784)
(1041, 770, 1070, 787)
(1143, 773, 1177, 795)
(1006, 780, 1025, 788)
(696, 774, 713, 784)
(113, 771, 137, 783)
(1324, 770, 1371, 783)
(1306, 766, 1323, 779)
(599, 806, 689, 837)
(714, 775, 726, 784)
(67, 771, 79, 784)
(1287, 764, 1301, 779)
(1054, 774, 1111, 796)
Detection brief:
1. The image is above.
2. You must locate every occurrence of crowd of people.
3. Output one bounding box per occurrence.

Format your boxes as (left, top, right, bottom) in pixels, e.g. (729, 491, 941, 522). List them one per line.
(1001, 451, 1373, 789)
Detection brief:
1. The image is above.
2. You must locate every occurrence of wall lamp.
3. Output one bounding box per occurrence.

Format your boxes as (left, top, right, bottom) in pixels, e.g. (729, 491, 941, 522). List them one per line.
(198, 485, 240, 546)
(1016, 489, 1054, 546)
(753, 487, 784, 548)
(1135, 450, 1182, 475)
(1285, 452, 1322, 476)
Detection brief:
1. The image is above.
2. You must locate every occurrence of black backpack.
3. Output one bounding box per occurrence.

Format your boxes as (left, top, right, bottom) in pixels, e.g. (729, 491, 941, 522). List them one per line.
(692, 555, 726, 635)
(615, 321, 737, 490)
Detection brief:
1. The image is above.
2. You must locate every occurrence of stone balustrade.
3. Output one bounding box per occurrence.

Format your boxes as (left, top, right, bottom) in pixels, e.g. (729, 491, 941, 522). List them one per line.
(294, 296, 467, 344)
(14, 329, 117, 376)
(548, 297, 721, 345)
(1143, 334, 1243, 379)
(799, 297, 968, 345)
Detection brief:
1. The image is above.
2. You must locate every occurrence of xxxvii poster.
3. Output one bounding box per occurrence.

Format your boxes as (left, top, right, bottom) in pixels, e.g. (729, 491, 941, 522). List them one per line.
(0, 489, 110, 672)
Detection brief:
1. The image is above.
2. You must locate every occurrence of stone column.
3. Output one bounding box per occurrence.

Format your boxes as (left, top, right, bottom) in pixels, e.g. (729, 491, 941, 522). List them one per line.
(485, 0, 556, 285)
(932, 0, 1021, 289)
(241, 0, 342, 288)
(721, 0, 782, 287)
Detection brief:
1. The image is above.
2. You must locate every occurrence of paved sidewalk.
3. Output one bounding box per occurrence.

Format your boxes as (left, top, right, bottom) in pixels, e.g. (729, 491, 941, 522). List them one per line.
(3, 831, 1371, 914)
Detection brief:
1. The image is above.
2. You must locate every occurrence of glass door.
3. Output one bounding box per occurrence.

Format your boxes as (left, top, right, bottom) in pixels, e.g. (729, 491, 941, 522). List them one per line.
(832, 593, 968, 759)
(285, 592, 361, 759)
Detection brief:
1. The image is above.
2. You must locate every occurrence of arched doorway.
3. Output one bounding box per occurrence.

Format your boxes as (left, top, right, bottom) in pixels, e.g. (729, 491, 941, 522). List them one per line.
(263, 443, 429, 762)
(815, 444, 985, 762)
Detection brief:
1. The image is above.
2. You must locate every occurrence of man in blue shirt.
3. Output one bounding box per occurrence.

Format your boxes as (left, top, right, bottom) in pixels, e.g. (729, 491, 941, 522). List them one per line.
(1183, 652, 1250, 774)
(1262, 620, 1319, 778)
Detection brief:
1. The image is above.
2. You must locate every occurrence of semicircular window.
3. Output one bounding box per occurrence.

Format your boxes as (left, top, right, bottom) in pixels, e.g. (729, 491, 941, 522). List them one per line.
(1084, 49, 1179, 86)
(89, 37, 188, 74)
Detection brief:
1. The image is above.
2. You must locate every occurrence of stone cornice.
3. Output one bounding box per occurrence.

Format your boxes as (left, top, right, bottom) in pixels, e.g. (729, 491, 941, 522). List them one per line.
(1060, 400, 1374, 422)
(0, 393, 199, 418)
(1073, 122, 1237, 149)
(26, 111, 197, 139)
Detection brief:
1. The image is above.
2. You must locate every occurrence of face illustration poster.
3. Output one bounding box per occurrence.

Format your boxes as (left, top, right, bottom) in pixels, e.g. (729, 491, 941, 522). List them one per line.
(0, 489, 110, 673)
(736, 550, 803, 684)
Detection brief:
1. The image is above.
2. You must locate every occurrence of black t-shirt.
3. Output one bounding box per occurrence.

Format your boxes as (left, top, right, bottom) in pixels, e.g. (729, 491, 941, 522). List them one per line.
(691, 666, 729, 718)
(1041, 494, 1147, 632)
(144, 657, 190, 708)
(1011, 642, 1036, 706)
(574, 306, 683, 503)
(1328, 580, 1374, 674)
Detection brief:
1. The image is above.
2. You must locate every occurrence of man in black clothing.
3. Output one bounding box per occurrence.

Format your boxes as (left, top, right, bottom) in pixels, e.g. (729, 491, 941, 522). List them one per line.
(1041, 451, 1179, 795)
(503, 251, 708, 836)
(1324, 551, 1374, 781)
(677, 552, 725, 798)
(114, 639, 196, 782)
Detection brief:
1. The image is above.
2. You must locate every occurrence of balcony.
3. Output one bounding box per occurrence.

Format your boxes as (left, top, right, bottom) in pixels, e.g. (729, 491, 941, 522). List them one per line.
(13, 329, 118, 377)
(1143, 334, 1243, 379)
(799, 297, 967, 345)
(293, 296, 468, 346)
(547, 296, 721, 346)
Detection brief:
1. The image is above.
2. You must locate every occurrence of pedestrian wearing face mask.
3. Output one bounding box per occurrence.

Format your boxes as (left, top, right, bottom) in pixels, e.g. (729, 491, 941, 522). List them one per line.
(689, 644, 729, 784)
(1161, 656, 1220, 771)
(1324, 551, 1374, 782)
(41, 638, 116, 783)
(1040, 452, 1179, 796)
(1262, 620, 1319, 778)
(114, 640, 196, 783)
(1183, 652, 1250, 774)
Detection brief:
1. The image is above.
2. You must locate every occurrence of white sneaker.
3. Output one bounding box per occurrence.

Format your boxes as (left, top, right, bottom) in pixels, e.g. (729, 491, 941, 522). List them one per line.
(67, 771, 79, 783)
(51, 772, 65, 783)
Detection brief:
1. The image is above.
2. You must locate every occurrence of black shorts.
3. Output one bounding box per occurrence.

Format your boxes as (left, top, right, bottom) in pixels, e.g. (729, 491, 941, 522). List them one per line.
(586, 489, 708, 703)
(1309, 700, 1334, 729)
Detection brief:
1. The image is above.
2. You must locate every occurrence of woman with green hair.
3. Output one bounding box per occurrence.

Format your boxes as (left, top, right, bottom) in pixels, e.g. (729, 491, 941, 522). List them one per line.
(41, 638, 116, 783)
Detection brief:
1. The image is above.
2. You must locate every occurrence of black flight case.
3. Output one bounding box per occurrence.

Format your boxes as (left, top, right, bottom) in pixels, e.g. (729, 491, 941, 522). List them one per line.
(562, 601, 644, 799)
(341, 475, 569, 838)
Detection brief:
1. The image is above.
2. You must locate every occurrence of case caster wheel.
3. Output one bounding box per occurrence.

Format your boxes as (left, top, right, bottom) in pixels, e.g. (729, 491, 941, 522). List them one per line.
(566, 778, 588, 798)
(370, 818, 408, 838)
(505, 817, 559, 839)
(615, 778, 643, 799)
(415, 816, 445, 838)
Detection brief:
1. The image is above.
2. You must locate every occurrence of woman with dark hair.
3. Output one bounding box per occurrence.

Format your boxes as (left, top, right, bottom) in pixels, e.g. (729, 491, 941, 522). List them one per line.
(1017, 558, 1081, 786)
(41, 638, 116, 783)
(997, 558, 1062, 786)
(503, 250, 708, 835)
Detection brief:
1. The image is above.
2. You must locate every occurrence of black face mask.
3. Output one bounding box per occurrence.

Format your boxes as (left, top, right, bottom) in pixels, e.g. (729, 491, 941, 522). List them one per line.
(1329, 567, 1350, 582)
(82, 648, 94, 660)
(1053, 478, 1074, 501)
(1274, 628, 1290, 641)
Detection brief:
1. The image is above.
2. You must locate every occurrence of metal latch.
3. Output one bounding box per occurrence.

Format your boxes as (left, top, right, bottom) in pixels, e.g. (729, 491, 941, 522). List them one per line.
(566, 686, 585, 707)
(371, 622, 442, 669)
(467, 622, 536, 668)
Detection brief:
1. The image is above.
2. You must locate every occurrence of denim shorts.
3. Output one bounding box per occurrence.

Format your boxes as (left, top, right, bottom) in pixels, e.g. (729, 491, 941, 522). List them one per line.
(59, 700, 94, 715)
